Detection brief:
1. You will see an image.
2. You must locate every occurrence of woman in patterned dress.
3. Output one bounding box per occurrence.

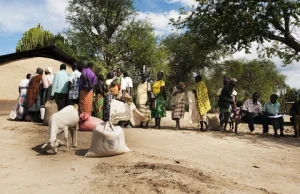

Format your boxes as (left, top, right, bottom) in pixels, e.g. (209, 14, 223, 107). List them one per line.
(195, 75, 211, 131)
(171, 77, 186, 130)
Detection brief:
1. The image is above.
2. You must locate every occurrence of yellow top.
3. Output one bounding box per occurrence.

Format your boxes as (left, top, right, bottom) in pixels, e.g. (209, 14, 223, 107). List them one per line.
(152, 80, 165, 94)
(196, 81, 211, 115)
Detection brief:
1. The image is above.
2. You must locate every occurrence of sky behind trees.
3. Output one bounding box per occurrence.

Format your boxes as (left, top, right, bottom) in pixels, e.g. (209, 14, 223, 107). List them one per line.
(0, 0, 299, 88)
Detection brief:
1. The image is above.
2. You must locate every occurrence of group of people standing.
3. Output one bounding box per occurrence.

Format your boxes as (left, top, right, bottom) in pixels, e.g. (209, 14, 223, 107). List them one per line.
(12, 62, 213, 132)
(13, 63, 300, 138)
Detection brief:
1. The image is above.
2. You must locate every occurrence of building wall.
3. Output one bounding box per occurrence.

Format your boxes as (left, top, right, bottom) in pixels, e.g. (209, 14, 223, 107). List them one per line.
(0, 57, 72, 100)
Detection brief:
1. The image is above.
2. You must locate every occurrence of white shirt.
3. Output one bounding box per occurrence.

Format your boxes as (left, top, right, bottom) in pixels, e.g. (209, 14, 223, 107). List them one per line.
(121, 77, 133, 91)
(242, 99, 262, 116)
(19, 79, 29, 88)
(68, 70, 81, 99)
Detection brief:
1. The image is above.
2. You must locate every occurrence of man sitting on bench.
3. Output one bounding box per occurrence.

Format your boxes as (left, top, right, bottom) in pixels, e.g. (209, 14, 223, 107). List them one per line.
(263, 94, 286, 138)
(241, 92, 269, 134)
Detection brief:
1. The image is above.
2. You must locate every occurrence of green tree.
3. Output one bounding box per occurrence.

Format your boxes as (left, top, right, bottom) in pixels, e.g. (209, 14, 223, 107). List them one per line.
(282, 86, 299, 102)
(116, 20, 169, 80)
(16, 24, 55, 52)
(54, 33, 77, 59)
(66, 0, 135, 68)
(161, 33, 226, 86)
(172, 0, 300, 65)
(206, 59, 286, 108)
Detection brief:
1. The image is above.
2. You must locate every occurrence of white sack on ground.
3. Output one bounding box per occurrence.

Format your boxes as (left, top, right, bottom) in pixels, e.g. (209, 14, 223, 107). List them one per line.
(85, 122, 130, 157)
(188, 91, 200, 123)
(129, 103, 145, 126)
(109, 99, 131, 124)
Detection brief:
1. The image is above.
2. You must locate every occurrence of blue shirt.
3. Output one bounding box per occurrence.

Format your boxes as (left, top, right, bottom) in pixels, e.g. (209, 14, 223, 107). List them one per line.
(263, 101, 280, 115)
(51, 70, 70, 96)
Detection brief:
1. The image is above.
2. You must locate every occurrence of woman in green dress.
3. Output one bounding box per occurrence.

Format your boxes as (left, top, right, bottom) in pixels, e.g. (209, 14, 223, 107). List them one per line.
(151, 71, 167, 129)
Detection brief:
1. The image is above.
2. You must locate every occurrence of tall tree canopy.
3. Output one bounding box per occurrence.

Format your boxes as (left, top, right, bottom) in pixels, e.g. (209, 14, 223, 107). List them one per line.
(206, 59, 286, 107)
(172, 0, 300, 65)
(66, 0, 135, 68)
(116, 20, 169, 79)
(16, 24, 55, 52)
(161, 33, 225, 84)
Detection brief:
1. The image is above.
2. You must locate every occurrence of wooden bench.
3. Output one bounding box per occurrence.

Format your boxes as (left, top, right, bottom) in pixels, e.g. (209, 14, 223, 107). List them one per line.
(235, 117, 293, 133)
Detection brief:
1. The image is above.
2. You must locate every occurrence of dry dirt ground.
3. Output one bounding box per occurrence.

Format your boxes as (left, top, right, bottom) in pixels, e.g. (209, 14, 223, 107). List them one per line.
(1, 103, 300, 194)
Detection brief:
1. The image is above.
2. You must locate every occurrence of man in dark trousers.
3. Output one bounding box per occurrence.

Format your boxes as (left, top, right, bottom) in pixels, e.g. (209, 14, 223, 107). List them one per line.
(218, 78, 237, 132)
(290, 94, 300, 138)
(241, 92, 269, 134)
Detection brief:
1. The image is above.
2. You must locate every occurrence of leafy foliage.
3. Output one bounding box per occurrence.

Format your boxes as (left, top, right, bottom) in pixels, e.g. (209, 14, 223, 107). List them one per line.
(16, 24, 55, 52)
(206, 59, 286, 108)
(161, 33, 226, 86)
(172, 0, 300, 65)
(116, 20, 169, 81)
(66, 0, 135, 68)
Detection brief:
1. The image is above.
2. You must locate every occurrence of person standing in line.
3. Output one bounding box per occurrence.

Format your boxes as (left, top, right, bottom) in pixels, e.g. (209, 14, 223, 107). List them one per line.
(68, 63, 81, 105)
(94, 74, 105, 119)
(121, 71, 133, 102)
(171, 77, 186, 130)
(195, 75, 211, 131)
(51, 64, 70, 111)
(42, 67, 54, 104)
(115, 68, 124, 91)
(79, 62, 97, 115)
(14, 73, 31, 120)
(151, 71, 167, 129)
(103, 72, 117, 122)
(136, 74, 152, 128)
(26, 68, 43, 122)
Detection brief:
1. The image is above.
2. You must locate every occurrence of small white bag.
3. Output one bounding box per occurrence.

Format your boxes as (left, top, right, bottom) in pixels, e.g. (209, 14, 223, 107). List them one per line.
(85, 122, 130, 157)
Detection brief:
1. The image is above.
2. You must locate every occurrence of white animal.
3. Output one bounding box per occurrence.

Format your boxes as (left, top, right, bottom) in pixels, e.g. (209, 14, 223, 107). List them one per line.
(41, 105, 79, 153)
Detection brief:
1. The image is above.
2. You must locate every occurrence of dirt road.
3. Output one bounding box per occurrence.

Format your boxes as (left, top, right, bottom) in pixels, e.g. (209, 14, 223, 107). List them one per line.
(0, 112, 299, 194)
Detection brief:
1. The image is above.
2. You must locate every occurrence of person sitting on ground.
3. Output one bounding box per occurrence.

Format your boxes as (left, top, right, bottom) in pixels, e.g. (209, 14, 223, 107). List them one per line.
(241, 92, 269, 134)
(218, 78, 236, 132)
(290, 93, 300, 138)
(195, 75, 211, 131)
(263, 94, 286, 138)
(171, 77, 186, 130)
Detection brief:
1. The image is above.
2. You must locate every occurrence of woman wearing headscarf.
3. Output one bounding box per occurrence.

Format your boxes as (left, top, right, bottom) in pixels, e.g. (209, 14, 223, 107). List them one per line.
(42, 67, 54, 104)
(26, 68, 43, 122)
(151, 71, 166, 129)
(195, 75, 211, 131)
(171, 77, 186, 130)
(136, 74, 151, 128)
